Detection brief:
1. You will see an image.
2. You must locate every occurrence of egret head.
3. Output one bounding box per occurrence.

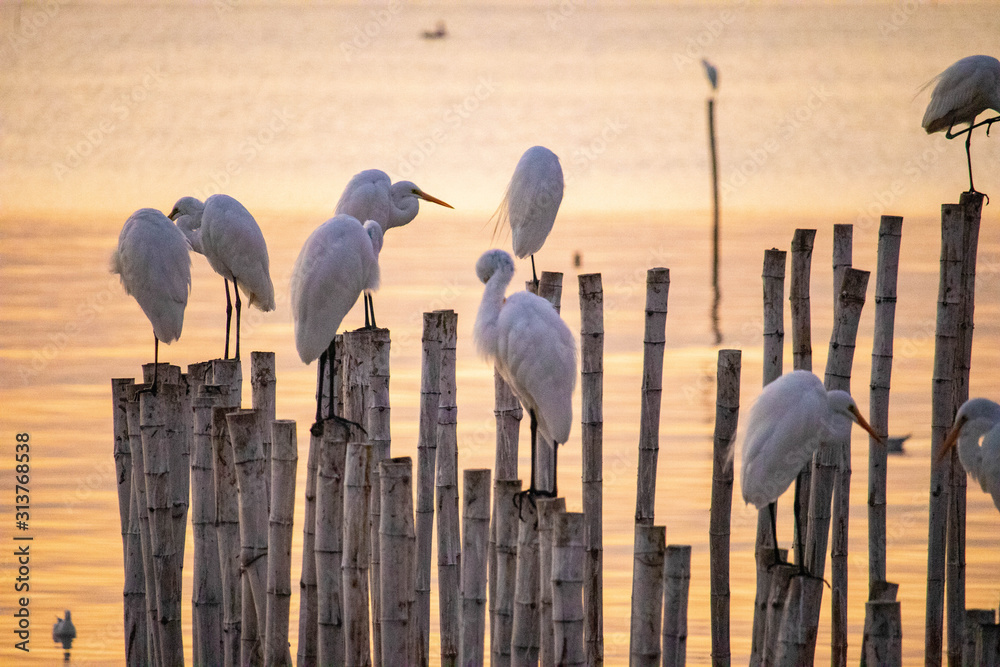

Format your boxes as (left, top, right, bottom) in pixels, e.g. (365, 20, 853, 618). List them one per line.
(476, 249, 515, 284)
(389, 181, 453, 219)
(168, 196, 205, 222)
(827, 390, 882, 444)
(939, 397, 1000, 463)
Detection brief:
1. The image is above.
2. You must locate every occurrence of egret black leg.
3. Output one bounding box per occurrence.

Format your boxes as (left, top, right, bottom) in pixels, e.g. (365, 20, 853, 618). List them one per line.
(326, 337, 336, 421)
(530, 255, 539, 287)
(151, 336, 160, 394)
(234, 279, 242, 360)
(966, 128, 976, 194)
(794, 476, 805, 568)
(224, 279, 233, 360)
(551, 441, 559, 497)
(769, 501, 781, 559)
(314, 348, 327, 429)
(365, 293, 377, 329)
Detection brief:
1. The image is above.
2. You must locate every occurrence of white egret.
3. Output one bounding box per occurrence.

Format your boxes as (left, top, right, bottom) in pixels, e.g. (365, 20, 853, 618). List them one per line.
(473, 249, 576, 504)
(921, 55, 1000, 194)
(740, 370, 881, 569)
(291, 214, 383, 433)
(940, 398, 1000, 512)
(334, 169, 452, 327)
(169, 194, 274, 360)
(111, 208, 191, 389)
(491, 146, 564, 285)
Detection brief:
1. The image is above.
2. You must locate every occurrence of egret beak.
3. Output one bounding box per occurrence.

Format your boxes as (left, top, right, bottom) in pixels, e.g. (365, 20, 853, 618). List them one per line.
(168, 207, 180, 221)
(850, 406, 884, 445)
(937, 415, 967, 464)
(415, 189, 454, 209)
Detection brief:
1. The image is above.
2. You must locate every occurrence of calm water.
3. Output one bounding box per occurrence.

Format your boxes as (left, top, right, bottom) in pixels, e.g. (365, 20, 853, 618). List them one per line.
(2, 1, 1000, 664)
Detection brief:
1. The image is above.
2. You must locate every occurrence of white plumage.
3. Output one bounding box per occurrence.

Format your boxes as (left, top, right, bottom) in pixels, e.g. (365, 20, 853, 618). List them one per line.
(941, 397, 1000, 513)
(474, 249, 576, 495)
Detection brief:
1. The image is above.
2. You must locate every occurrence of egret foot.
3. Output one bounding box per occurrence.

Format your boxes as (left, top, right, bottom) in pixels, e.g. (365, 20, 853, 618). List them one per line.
(310, 414, 364, 438)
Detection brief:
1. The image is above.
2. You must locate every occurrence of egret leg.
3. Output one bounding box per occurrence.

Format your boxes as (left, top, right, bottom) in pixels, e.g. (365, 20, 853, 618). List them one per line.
(965, 127, 976, 194)
(530, 255, 539, 287)
(314, 348, 327, 429)
(514, 410, 540, 519)
(151, 336, 160, 394)
(223, 279, 233, 360)
(364, 293, 377, 329)
(233, 279, 242, 360)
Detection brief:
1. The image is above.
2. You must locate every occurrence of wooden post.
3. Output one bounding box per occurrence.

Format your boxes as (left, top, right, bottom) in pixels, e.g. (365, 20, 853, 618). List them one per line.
(212, 405, 242, 667)
(926, 202, 967, 667)
(265, 419, 296, 666)
(251, 351, 276, 505)
(763, 559, 795, 667)
(709, 349, 741, 666)
(662, 545, 692, 667)
(124, 385, 152, 667)
(976, 624, 1000, 666)
(139, 381, 185, 667)
(751, 248, 785, 666)
(491, 367, 522, 649)
(774, 576, 823, 666)
(965, 610, 996, 667)
(789, 229, 816, 568)
(367, 327, 390, 667)
(185, 359, 211, 665)
(860, 580, 898, 665)
(416, 312, 444, 664)
(380, 457, 415, 665)
(512, 501, 540, 666)
(492, 479, 522, 667)
(460, 469, 492, 667)
(708, 94, 722, 344)
(579, 272, 605, 667)
(315, 420, 350, 667)
(297, 427, 321, 667)
(629, 525, 666, 666)
(538, 497, 566, 667)
(343, 436, 373, 666)
(552, 512, 586, 667)
(863, 601, 902, 666)
(436, 310, 461, 667)
(113, 378, 134, 563)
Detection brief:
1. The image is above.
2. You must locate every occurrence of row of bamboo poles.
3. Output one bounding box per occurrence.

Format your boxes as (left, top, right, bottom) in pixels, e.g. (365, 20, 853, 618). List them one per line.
(110, 195, 999, 665)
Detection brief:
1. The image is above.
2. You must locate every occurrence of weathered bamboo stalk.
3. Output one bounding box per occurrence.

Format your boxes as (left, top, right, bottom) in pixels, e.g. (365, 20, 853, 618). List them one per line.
(709, 349, 741, 666)
(251, 351, 276, 506)
(868, 217, 902, 593)
(436, 310, 461, 667)
(763, 558, 795, 667)
(538, 497, 566, 667)
(139, 381, 185, 667)
(124, 385, 152, 667)
(316, 420, 350, 667)
(634, 267, 670, 526)
(579, 272, 605, 667)
(492, 479, 522, 667)
(533, 271, 563, 492)
(211, 358, 243, 405)
(192, 383, 225, 667)
(113, 378, 134, 563)
(630, 525, 666, 666)
(380, 457, 415, 665)
(490, 367, 522, 648)
(552, 512, 586, 667)
(460, 469, 492, 667)
(863, 601, 902, 666)
(789, 229, 816, 569)
(662, 544, 692, 667)
(926, 203, 966, 667)
(368, 327, 391, 667)
(965, 610, 996, 667)
(265, 419, 296, 667)
(297, 426, 321, 667)
(344, 438, 373, 666)
(212, 405, 242, 667)
(832, 223, 853, 297)
(976, 624, 1000, 666)
(751, 248, 785, 666)
(512, 500, 540, 666)
(860, 580, 899, 665)
(185, 361, 213, 664)
(416, 312, 444, 664)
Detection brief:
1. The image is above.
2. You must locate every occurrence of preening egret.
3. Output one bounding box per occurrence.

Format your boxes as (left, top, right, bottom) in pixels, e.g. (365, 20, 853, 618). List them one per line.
(740, 370, 881, 569)
(291, 214, 383, 432)
(169, 194, 274, 360)
(110, 208, 191, 389)
(334, 169, 452, 327)
(940, 398, 1000, 512)
(921, 55, 1000, 194)
(491, 146, 564, 285)
(473, 249, 576, 505)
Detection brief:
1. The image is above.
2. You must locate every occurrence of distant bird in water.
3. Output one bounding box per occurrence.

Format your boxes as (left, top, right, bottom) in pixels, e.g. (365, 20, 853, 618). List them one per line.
(702, 58, 719, 91)
(111, 208, 191, 390)
(886, 433, 910, 454)
(169, 195, 274, 360)
(291, 214, 383, 433)
(491, 146, 564, 285)
(740, 370, 882, 571)
(940, 398, 1000, 512)
(335, 169, 452, 327)
(52, 610, 75, 661)
(921, 55, 1000, 195)
(473, 249, 576, 506)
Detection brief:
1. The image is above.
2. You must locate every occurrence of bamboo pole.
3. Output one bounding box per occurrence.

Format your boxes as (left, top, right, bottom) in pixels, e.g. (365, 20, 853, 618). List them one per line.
(579, 272, 605, 667)
(708, 94, 722, 345)
(512, 500, 540, 666)
(662, 544, 692, 667)
(552, 512, 586, 667)
(227, 409, 269, 667)
(629, 525, 666, 666)
(436, 310, 461, 667)
(367, 327, 390, 667)
(491, 367, 522, 648)
(185, 361, 214, 664)
(251, 351, 276, 506)
(265, 419, 296, 666)
(297, 426, 321, 667)
(763, 559, 795, 667)
(379, 457, 415, 665)
(976, 625, 1000, 666)
(212, 405, 242, 667)
(860, 580, 899, 665)
(868, 216, 903, 592)
(965, 610, 996, 667)
(113, 378, 134, 563)
(124, 385, 151, 667)
(460, 469, 491, 667)
(789, 229, 816, 569)
(709, 349, 741, 666)
(343, 438, 373, 666)
(926, 202, 966, 667)
(538, 497, 566, 667)
(492, 479, 522, 667)
(416, 312, 444, 664)
(832, 223, 853, 297)
(751, 248, 785, 666)
(863, 601, 902, 666)
(773, 575, 823, 666)
(139, 381, 185, 667)
(634, 267, 670, 526)
(192, 383, 225, 667)
(316, 420, 350, 667)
